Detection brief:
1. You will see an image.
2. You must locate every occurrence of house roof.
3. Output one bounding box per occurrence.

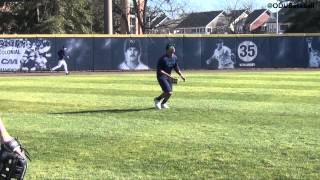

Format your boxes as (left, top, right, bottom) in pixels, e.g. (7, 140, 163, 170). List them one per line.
(176, 10, 223, 28)
(150, 14, 168, 28)
(245, 9, 268, 25)
(228, 9, 247, 18)
(161, 18, 185, 29)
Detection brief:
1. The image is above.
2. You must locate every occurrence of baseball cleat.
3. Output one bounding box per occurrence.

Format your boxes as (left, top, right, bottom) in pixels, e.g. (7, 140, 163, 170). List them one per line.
(161, 103, 169, 109)
(154, 98, 162, 109)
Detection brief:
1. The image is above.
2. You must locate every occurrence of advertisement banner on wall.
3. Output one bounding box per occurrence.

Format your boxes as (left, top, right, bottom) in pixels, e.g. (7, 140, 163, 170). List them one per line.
(55, 38, 94, 71)
(202, 37, 237, 70)
(235, 37, 272, 68)
(0, 35, 318, 72)
(270, 36, 307, 68)
(305, 36, 320, 68)
(183, 37, 202, 69)
(93, 38, 112, 70)
(0, 38, 54, 72)
(111, 38, 150, 70)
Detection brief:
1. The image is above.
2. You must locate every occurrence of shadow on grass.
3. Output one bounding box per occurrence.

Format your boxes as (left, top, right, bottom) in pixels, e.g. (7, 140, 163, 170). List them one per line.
(49, 107, 155, 115)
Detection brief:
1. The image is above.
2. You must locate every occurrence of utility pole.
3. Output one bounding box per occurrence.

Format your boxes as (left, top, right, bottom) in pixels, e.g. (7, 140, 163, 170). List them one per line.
(276, 9, 279, 34)
(104, 0, 113, 34)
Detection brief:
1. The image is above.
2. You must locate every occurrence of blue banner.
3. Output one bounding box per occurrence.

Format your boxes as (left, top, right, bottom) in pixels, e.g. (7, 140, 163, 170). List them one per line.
(0, 35, 319, 72)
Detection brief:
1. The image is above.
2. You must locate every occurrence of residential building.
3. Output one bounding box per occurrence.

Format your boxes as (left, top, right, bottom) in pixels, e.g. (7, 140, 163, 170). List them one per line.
(226, 10, 250, 34)
(145, 13, 169, 34)
(243, 9, 271, 33)
(262, 12, 277, 33)
(174, 10, 227, 34)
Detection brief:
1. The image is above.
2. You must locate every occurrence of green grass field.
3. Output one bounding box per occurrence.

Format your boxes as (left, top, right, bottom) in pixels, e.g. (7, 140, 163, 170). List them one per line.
(0, 70, 320, 179)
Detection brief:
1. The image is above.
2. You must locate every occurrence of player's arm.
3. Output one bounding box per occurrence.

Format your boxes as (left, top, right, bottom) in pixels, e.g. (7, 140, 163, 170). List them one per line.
(206, 51, 216, 64)
(308, 43, 313, 53)
(306, 38, 313, 53)
(160, 70, 173, 79)
(174, 64, 186, 81)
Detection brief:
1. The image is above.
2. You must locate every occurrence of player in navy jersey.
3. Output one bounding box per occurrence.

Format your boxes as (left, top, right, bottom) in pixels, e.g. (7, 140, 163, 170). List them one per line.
(51, 46, 69, 75)
(154, 43, 186, 109)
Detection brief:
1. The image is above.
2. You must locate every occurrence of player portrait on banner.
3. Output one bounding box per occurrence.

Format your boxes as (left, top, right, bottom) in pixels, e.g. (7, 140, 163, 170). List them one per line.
(0, 39, 52, 72)
(21, 39, 52, 72)
(306, 37, 320, 68)
(118, 39, 149, 70)
(206, 39, 235, 69)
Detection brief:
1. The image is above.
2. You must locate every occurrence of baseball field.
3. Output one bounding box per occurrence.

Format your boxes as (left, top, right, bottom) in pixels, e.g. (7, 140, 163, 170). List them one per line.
(0, 70, 319, 179)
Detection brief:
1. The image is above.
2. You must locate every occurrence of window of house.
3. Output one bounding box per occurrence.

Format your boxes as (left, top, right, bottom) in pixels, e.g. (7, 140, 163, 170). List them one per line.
(114, 17, 121, 26)
(130, 26, 136, 34)
(129, 0, 134, 7)
(207, 28, 211, 33)
(130, 17, 136, 26)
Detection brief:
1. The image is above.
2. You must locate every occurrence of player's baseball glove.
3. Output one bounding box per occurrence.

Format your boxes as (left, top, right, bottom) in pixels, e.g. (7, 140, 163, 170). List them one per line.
(170, 77, 179, 84)
(0, 138, 30, 180)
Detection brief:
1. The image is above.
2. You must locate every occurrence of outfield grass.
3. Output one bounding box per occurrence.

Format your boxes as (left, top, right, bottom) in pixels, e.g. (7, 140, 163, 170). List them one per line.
(0, 70, 320, 179)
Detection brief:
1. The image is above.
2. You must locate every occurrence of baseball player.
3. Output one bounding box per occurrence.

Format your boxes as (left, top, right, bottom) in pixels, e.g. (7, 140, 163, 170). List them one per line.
(154, 43, 185, 110)
(118, 39, 149, 70)
(0, 116, 30, 180)
(307, 38, 320, 68)
(51, 46, 70, 75)
(206, 39, 235, 69)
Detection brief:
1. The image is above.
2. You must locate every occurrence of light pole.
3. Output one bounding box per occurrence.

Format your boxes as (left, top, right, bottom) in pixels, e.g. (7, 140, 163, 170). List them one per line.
(276, 8, 279, 34)
(104, 0, 113, 34)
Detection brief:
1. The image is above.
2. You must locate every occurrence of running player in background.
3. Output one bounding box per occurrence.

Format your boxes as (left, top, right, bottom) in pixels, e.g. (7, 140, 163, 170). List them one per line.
(51, 46, 70, 75)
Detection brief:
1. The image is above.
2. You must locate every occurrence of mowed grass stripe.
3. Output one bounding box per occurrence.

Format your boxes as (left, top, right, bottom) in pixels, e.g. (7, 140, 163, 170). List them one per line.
(2, 86, 320, 107)
(3, 78, 320, 91)
(2, 80, 320, 97)
(2, 73, 320, 83)
(2, 91, 320, 119)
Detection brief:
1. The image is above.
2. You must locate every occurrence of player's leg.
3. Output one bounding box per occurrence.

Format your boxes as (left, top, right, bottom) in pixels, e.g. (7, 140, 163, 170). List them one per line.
(154, 77, 169, 109)
(61, 60, 69, 75)
(160, 79, 172, 108)
(154, 78, 172, 109)
(51, 60, 63, 71)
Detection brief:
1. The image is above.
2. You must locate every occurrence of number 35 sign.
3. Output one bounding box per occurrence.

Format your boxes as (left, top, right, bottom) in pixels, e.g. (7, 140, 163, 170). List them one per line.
(237, 41, 258, 62)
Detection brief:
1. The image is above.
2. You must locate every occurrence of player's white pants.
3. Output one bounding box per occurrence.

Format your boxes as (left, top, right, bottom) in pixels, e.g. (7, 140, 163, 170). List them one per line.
(52, 59, 68, 73)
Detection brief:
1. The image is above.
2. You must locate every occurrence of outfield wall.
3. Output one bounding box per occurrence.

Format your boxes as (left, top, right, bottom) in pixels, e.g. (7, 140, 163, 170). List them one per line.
(0, 34, 320, 72)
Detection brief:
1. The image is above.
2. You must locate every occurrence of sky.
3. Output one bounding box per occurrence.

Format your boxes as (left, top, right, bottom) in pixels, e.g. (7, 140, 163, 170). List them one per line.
(184, 0, 280, 12)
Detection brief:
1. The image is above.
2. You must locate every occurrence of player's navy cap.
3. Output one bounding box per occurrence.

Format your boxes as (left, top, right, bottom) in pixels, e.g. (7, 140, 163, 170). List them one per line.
(124, 39, 141, 52)
(166, 43, 176, 50)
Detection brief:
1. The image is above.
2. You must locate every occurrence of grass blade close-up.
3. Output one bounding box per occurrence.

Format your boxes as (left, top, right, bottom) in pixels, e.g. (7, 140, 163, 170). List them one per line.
(0, 70, 320, 179)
